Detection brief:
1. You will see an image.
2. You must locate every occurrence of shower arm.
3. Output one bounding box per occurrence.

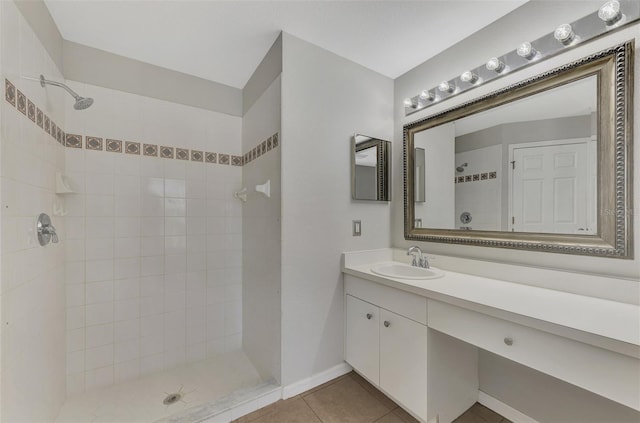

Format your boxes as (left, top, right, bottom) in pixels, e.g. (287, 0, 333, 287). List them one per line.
(40, 75, 82, 100)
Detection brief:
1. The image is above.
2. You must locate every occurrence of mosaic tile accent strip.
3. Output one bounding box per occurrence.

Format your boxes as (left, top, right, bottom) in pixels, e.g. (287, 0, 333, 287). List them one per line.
(5, 79, 16, 106)
(65, 133, 82, 148)
(86, 137, 103, 151)
(161, 146, 174, 159)
(27, 100, 36, 122)
(106, 139, 122, 153)
(205, 152, 217, 163)
(176, 148, 189, 160)
(3, 78, 254, 167)
(125, 141, 140, 155)
(16, 90, 26, 115)
(243, 132, 279, 165)
(143, 144, 158, 157)
(455, 171, 498, 184)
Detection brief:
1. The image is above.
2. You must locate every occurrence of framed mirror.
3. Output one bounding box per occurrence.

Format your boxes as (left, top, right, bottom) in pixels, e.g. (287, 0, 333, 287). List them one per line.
(404, 42, 634, 258)
(352, 134, 391, 201)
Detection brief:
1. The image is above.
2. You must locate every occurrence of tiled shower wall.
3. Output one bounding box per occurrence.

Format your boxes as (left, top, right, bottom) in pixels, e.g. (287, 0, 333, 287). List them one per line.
(1, 1, 67, 421)
(62, 81, 246, 395)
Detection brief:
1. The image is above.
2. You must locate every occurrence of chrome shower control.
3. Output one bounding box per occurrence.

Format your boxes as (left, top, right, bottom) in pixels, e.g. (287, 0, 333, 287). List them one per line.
(37, 213, 58, 246)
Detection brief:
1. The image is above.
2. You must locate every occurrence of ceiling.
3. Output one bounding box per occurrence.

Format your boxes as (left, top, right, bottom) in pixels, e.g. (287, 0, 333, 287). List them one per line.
(455, 75, 597, 137)
(44, 1, 527, 89)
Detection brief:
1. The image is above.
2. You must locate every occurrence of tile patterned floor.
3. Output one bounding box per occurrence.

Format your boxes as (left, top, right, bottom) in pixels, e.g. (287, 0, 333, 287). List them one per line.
(232, 372, 510, 423)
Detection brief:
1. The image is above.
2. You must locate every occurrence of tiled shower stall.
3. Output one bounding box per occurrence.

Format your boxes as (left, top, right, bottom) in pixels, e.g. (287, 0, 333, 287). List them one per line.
(0, 1, 282, 421)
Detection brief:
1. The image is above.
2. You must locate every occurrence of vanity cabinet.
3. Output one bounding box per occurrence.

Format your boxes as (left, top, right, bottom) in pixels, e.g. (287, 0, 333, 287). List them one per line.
(345, 275, 478, 423)
(345, 295, 428, 420)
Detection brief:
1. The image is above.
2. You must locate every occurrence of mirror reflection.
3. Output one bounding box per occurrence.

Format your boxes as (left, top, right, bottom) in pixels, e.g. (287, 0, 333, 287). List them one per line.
(413, 75, 598, 235)
(352, 134, 390, 201)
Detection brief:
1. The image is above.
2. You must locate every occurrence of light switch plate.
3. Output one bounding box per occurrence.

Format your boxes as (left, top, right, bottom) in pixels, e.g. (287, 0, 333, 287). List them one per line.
(352, 220, 361, 236)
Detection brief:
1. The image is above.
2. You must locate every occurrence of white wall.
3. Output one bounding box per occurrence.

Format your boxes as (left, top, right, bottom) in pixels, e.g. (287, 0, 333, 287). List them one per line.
(62, 81, 244, 395)
(414, 123, 455, 229)
(242, 75, 282, 383)
(455, 144, 502, 231)
(280, 33, 393, 386)
(393, 2, 640, 421)
(0, 1, 67, 420)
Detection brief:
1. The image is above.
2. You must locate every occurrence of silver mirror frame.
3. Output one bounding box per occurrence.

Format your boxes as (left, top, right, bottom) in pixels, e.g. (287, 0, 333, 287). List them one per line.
(403, 41, 634, 258)
(352, 133, 391, 201)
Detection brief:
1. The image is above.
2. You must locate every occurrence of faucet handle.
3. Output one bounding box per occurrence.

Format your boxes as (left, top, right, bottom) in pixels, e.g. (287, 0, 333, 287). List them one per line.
(411, 257, 418, 266)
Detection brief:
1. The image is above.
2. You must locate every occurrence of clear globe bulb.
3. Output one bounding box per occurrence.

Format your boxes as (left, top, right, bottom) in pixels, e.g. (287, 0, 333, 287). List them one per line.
(598, 0, 622, 24)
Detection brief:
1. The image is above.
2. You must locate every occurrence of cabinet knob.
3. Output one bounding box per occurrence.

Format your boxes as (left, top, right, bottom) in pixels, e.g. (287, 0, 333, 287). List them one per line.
(383, 321, 391, 328)
(366, 313, 373, 320)
(504, 337, 514, 346)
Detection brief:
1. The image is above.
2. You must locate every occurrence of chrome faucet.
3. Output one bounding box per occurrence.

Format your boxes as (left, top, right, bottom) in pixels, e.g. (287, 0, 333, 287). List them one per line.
(407, 246, 429, 269)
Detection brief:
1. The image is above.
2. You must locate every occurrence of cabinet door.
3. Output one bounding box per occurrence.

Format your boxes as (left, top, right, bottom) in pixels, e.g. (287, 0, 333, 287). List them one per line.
(380, 308, 428, 421)
(345, 295, 380, 384)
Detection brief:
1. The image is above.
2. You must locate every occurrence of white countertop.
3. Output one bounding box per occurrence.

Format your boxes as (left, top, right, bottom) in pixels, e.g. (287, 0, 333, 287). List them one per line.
(342, 253, 640, 353)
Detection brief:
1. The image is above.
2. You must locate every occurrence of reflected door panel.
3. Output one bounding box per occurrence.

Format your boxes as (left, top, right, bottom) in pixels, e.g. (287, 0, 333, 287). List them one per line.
(511, 141, 588, 234)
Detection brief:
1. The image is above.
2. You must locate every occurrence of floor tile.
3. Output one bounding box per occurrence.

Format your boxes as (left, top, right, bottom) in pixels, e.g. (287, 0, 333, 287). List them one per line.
(391, 407, 420, 423)
(374, 411, 405, 423)
(249, 398, 321, 423)
(468, 403, 503, 423)
(349, 372, 398, 411)
(303, 376, 393, 423)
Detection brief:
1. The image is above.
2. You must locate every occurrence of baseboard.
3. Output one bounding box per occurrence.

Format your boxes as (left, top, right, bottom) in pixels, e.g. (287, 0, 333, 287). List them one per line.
(281, 362, 353, 399)
(478, 391, 539, 423)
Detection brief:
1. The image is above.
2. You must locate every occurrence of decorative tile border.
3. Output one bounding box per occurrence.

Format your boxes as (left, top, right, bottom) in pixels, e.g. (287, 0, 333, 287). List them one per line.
(106, 139, 122, 153)
(143, 144, 157, 157)
(3, 78, 277, 167)
(16, 89, 26, 115)
(125, 141, 140, 155)
(454, 171, 498, 184)
(86, 137, 103, 150)
(5, 79, 16, 106)
(65, 133, 82, 148)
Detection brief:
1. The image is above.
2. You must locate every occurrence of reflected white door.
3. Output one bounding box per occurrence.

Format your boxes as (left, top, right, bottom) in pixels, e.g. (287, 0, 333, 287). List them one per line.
(511, 141, 588, 234)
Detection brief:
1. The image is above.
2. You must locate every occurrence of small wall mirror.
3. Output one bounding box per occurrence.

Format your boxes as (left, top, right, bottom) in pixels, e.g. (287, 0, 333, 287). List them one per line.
(404, 42, 633, 258)
(352, 134, 391, 201)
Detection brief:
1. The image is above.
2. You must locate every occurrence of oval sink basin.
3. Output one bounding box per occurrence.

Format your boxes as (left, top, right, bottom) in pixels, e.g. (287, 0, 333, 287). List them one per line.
(370, 263, 443, 280)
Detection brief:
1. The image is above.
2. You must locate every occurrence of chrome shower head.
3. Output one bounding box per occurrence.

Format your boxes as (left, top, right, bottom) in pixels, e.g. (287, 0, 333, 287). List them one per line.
(40, 75, 94, 110)
(456, 163, 468, 173)
(74, 97, 94, 110)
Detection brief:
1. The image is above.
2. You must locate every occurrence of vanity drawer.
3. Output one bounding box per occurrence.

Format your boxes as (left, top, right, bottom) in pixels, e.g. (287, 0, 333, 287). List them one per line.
(428, 299, 640, 411)
(345, 275, 427, 324)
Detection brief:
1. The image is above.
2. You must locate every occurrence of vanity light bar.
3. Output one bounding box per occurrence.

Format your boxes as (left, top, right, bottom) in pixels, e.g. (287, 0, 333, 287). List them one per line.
(403, 0, 640, 116)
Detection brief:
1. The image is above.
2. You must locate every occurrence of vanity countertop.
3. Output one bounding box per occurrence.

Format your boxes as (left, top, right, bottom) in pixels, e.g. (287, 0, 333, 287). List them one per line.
(342, 252, 640, 354)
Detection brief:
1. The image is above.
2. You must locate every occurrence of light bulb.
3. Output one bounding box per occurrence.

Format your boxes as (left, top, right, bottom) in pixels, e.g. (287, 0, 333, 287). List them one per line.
(419, 90, 434, 101)
(554, 24, 574, 44)
(404, 97, 417, 109)
(438, 81, 454, 93)
(460, 71, 478, 83)
(598, 0, 622, 24)
(516, 42, 537, 59)
(486, 57, 505, 73)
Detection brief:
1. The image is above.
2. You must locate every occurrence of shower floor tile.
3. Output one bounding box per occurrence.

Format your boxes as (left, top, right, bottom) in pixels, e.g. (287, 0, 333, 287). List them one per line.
(56, 351, 264, 423)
